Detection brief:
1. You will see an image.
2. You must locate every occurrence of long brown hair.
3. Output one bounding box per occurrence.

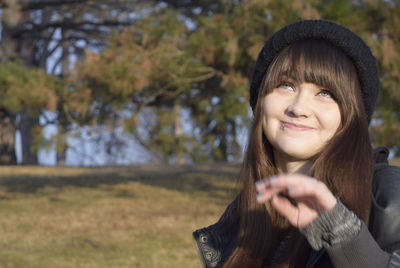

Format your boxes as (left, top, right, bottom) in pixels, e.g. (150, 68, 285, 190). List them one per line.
(223, 40, 373, 267)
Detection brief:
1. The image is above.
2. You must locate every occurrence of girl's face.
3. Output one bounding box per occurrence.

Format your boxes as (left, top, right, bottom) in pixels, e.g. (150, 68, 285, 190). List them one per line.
(262, 80, 341, 162)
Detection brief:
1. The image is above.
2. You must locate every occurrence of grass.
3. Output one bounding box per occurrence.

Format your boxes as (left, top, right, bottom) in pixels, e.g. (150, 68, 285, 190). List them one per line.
(0, 164, 240, 268)
(390, 158, 400, 166)
(0, 159, 398, 268)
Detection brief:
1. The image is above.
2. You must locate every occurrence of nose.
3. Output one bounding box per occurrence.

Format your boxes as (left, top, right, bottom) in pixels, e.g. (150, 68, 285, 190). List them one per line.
(286, 93, 312, 117)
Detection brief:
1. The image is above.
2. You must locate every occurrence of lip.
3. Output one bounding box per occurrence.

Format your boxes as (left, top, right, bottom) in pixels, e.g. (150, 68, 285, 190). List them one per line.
(281, 121, 315, 131)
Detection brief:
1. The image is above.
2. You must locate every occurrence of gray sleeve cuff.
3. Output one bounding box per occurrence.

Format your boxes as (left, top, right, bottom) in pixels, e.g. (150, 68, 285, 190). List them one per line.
(326, 222, 391, 267)
(300, 199, 362, 250)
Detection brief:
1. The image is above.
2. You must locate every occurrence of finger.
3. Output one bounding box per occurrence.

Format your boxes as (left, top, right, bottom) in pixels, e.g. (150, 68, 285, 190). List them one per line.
(272, 195, 320, 228)
(271, 195, 299, 226)
(256, 174, 298, 192)
(255, 178, 270, 193)
(287, 180, 336, 211)
(256, 186, 286, 203)
(255, 175, 304, 204)
(272, 174, 336, 211)
(255, 175, 278, 193)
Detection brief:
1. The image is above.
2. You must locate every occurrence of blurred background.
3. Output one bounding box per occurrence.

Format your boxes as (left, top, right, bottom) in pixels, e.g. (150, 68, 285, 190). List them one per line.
(0, 0, 399, 167)
(0, 0, 399, 267)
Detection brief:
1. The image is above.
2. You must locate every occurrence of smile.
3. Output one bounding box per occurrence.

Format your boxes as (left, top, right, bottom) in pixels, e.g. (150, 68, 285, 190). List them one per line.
(281, 121, 315, 131)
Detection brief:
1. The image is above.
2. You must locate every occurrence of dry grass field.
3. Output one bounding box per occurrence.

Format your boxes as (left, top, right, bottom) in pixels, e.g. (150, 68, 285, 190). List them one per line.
(0, 159, 398, 268)
(390, 158, 400, 166)
(0, 164, 240, 268)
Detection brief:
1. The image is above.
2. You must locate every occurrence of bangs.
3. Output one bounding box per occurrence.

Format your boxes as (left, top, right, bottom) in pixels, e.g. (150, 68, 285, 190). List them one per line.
(261, 40, 360, 107)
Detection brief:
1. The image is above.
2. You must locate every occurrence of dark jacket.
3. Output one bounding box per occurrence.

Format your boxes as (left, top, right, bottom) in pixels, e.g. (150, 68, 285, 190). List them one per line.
(193, 147, 400, 267)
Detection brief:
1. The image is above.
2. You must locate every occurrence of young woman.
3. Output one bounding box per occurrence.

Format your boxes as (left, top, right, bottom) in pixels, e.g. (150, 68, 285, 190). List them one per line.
(193, 20, 400, 267)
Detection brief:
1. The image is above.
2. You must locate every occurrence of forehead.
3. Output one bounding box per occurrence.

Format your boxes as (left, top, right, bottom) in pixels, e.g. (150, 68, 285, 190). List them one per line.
(266, 40, 357, 91)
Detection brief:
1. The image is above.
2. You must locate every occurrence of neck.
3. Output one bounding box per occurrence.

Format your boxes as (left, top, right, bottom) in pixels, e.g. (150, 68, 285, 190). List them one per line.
(274, 151, 314, 175)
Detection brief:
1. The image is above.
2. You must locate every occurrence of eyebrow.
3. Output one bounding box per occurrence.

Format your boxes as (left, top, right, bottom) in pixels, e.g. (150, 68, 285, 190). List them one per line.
(278, 74, 298, 83)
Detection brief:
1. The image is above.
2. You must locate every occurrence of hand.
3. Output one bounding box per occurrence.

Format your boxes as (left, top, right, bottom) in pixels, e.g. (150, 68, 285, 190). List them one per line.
(255, 174, 337, 228)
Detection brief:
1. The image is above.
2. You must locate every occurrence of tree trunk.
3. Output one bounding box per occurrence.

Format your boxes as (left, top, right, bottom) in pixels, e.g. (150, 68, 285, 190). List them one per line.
(0, 0, 22, 63)
(0, 1, 23, 165)
(57, 146, 67, 166)
(219, 130, 228, 161)
(55, 27, 72, 166)
(56, 110, 69, 166)
(173, 102, 185, 164)
(19, 110, 38, 165)
(0, 108, 17, 165)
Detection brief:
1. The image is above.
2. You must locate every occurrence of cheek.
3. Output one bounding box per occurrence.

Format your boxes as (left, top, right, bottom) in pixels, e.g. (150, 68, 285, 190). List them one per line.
(262, 98, 281, 141)
(263, 94, 283, 118)
(262, 96, 274, 129)
(321, 106, 342, 136)
(262, 107, 270, 137)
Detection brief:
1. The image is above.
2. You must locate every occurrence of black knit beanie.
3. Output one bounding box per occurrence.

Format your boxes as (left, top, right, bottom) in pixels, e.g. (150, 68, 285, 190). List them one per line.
(249, 20, 379, 124)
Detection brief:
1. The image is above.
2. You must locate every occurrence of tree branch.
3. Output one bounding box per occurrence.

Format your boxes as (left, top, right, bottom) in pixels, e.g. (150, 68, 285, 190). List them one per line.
(20, 0, 148, 11)
(16, 20, 132, 36)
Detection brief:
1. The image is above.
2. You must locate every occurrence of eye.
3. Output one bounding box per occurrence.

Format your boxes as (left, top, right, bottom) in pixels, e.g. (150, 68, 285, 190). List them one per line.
(317, 89, 335, 99)
(278, 82, 294, 91)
